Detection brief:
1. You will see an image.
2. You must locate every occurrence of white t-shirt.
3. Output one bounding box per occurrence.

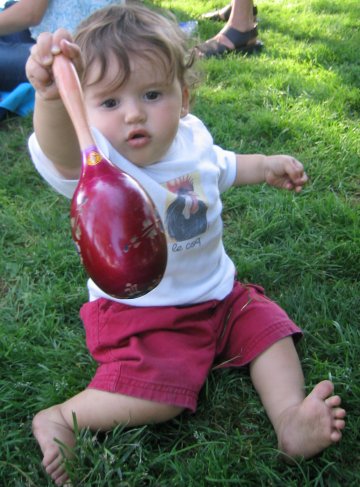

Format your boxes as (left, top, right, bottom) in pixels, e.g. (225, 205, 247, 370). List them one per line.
(28, 114, 238, 306)
(30, 0, 125, 39)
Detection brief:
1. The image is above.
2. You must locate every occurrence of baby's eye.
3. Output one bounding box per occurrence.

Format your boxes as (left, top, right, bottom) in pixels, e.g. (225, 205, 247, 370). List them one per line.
(101, 98, 118, 109)
(144, 91, 161, 101)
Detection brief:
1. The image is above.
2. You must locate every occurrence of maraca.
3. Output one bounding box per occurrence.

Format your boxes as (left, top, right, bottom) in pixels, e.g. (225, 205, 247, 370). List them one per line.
(52, 54, 167, 298)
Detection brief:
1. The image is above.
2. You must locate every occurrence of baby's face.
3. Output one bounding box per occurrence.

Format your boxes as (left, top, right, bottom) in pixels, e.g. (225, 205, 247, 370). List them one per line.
(83, 54, 189, 167)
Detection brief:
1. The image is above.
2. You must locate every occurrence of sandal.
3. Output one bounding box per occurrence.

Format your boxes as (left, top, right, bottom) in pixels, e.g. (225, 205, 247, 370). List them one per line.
(201, 4, 258, 22)
(195, 25, 263, 58)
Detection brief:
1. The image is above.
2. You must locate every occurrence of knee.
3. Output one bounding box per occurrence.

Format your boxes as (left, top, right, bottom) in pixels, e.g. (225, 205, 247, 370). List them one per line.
(162, 404, 184, 421)
(148, 403, 184, 424)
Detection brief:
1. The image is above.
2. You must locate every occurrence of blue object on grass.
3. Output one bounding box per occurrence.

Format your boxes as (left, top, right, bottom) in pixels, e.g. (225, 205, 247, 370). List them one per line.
(179, 21, 198, 37)
(0, 82, 35, 120)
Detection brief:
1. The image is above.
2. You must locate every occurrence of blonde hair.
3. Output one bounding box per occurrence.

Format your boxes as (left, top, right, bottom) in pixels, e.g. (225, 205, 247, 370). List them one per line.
(74, 3, 197, 90)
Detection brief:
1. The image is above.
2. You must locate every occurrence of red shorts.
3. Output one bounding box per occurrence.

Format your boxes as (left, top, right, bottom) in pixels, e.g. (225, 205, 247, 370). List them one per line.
(80, 282, 302, 412)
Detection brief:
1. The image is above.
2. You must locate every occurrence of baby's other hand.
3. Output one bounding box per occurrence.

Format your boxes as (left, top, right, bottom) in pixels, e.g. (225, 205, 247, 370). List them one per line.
(26, 29, 82, 100)
(264, 155, 308, 193)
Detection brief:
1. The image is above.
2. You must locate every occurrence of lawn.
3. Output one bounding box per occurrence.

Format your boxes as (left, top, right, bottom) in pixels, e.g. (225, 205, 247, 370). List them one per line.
(0, 0, 359, 485)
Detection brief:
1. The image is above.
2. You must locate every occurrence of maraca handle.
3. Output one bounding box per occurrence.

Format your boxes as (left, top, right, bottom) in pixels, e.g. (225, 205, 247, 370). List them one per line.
(52, 54, 94, 150)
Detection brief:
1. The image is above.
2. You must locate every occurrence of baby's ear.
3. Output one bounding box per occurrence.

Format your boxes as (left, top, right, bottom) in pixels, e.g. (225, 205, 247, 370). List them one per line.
(181, 85, 190, 117)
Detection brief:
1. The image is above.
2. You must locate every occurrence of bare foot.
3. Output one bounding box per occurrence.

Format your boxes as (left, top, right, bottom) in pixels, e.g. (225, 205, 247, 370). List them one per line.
(276, 380, 346, 459)
(32, 406, 75, 485)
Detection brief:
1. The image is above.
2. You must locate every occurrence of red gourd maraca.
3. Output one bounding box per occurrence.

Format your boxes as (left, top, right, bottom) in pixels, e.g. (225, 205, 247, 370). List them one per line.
(52, 54, 167, 298)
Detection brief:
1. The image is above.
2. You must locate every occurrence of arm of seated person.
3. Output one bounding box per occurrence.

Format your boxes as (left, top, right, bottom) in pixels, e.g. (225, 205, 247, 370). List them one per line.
(0, 0, 48, 36)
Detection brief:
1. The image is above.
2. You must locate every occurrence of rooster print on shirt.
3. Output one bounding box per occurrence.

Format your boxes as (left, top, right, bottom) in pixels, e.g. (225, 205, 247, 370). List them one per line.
(164, 173, 208, 242)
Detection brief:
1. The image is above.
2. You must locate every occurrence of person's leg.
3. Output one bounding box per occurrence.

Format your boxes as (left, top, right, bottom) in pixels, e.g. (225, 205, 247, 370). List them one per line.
(0, 40, 34, 91)
(201, 2, 233, 22)
(224, 0, 255, 36)
(196, 0, 262, 58)
(201, 1, 258, 22)
(250, 337, 346, 459)
(32, 389, 184, 485)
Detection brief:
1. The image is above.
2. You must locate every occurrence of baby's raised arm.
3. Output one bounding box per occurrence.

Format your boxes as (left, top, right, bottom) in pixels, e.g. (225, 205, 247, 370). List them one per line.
(26, 29, 83, 179)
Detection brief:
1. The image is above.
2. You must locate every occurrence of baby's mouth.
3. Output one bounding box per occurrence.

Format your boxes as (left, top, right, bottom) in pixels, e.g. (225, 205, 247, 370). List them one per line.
(126, 130, 151, 148)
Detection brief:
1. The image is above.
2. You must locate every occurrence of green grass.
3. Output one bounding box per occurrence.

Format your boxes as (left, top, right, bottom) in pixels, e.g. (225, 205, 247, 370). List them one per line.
(1, 0, 359, 485)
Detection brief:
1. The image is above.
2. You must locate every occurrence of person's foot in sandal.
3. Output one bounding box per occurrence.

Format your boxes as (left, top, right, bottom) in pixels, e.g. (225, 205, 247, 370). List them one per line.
(195, 25, 263, 58)
(196, 0, 263, 59)
(201, 3, 232, 22)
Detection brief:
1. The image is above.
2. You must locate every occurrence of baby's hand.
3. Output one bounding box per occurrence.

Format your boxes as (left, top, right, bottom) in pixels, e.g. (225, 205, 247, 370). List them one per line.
(264, 155, 308, 192)
(26, 29, 82, 100)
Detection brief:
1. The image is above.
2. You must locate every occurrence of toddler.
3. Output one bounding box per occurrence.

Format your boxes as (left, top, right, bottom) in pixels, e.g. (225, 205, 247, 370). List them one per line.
(26, 4, 346, 485)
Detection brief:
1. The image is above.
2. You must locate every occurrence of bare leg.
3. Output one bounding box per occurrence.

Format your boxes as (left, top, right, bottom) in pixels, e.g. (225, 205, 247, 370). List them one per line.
(201, 3, 233, 22)
(217, 0, 257, 49)
(32, 389, 184, 485)
(250, 337, 346, 459)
